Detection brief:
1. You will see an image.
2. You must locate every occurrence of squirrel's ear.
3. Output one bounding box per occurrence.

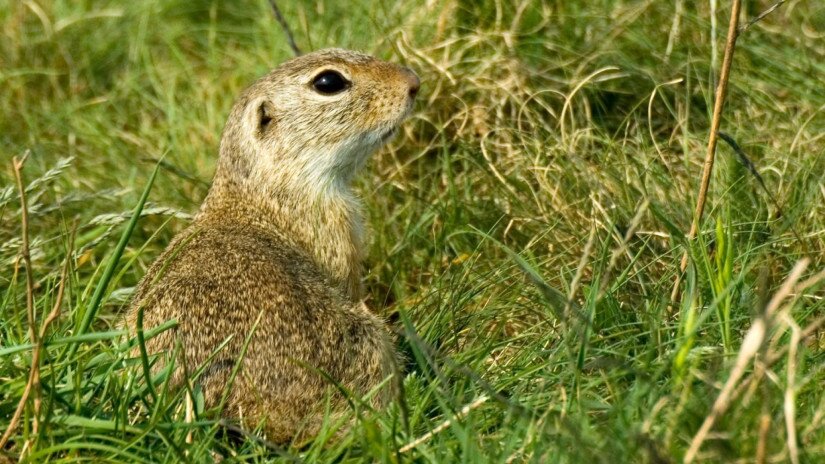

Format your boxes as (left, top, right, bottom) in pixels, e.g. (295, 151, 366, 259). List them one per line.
(254, 99, 277, 135)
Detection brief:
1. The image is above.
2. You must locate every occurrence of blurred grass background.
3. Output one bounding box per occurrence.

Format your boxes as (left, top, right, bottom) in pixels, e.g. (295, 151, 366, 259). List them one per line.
(1, 0, 825, 462)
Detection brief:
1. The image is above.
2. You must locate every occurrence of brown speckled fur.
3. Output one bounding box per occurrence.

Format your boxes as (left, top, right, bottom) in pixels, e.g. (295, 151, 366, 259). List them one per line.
(126, 49, 419, 443)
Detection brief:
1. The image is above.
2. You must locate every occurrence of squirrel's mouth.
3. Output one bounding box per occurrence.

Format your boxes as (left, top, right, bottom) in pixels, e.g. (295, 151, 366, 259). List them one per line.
(375, 105, 412, 145)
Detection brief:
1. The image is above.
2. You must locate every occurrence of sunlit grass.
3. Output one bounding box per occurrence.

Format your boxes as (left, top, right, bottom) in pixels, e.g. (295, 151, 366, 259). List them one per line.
(2, 0, 824, 462)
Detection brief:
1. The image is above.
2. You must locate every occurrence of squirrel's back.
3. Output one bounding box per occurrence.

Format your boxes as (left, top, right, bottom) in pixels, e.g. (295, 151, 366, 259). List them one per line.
(130, 213, 395, 442)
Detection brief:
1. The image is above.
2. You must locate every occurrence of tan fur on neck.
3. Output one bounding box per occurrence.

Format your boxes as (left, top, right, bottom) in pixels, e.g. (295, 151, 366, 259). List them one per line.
(201, 180, 364, 300)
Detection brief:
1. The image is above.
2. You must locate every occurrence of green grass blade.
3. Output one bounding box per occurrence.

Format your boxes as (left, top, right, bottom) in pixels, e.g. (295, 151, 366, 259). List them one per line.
(64, 163, 161, 360)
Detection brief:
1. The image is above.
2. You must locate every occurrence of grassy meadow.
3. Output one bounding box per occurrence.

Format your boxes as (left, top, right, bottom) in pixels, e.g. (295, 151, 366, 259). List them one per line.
(2, 0, 825, 462)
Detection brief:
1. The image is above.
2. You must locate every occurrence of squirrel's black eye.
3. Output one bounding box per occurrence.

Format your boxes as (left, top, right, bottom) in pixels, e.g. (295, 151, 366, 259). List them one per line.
(312, 70, 350, 95)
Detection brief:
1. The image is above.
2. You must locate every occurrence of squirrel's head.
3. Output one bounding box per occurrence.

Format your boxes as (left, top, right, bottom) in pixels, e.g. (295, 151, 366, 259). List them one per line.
(216, 48, 419, 200)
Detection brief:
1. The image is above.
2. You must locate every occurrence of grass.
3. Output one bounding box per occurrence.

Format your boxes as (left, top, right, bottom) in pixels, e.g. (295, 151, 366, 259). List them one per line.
(2, 0, 825, 462)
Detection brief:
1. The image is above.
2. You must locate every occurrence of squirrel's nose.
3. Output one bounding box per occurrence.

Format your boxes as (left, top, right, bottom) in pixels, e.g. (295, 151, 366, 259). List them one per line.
(401, 67, 420, 98)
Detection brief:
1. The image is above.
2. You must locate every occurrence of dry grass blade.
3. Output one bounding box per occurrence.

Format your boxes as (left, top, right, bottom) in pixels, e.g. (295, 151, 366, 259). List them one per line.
(728, 273, 825, 415)
(670, 0, 742, 310)
(756, 413, 770, 464)
(665, 0, 684, 60)
(399, 395, 489, 453)
(683, 259, 809, 463)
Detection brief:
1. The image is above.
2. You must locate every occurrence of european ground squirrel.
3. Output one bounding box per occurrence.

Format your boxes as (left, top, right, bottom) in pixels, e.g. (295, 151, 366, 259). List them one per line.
(126, 49, 419, 443)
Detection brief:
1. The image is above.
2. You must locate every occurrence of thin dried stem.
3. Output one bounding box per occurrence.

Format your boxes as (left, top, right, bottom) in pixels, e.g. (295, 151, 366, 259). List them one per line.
(185, 395, 194, 445)
(565, 225, 596, 317)
(740, 1, 787, 33)
(782, 313, 801, 464)
(14, 154, 36, 359)
(727, 282, 825, 417)
(596, 200, 650, 301)
(31, 229, 73, 437)
(267, 0, 301, 56)
(670, 0, 742, 309)
(0, 154, 36, 450)
(0, 155, 73, 451)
